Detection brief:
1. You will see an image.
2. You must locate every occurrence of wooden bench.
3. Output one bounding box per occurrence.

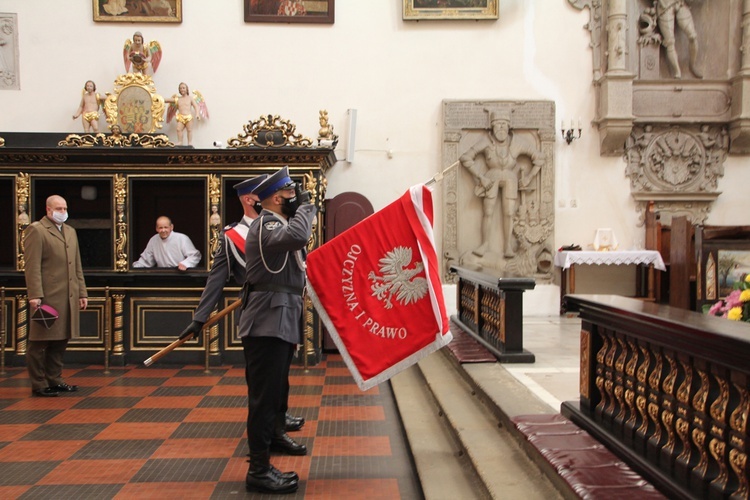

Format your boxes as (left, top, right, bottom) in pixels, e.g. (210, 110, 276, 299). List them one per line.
(512, 414, 666, 499)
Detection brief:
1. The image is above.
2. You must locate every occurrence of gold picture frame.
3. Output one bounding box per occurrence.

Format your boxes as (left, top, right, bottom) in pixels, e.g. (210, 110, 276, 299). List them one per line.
(403, 0, 498, 20)
(93, 0, 182, 23)
(244, 0, 334, 24)
(103, 73, 166, 133)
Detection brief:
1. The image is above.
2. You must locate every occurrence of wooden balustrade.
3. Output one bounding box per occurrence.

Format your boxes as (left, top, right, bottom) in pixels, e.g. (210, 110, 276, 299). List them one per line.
(563, 294, 750, 500)
(450, 265, 535, 362)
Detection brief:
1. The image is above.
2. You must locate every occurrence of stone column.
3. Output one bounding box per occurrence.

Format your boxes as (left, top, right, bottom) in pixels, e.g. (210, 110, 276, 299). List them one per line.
(607, 0, 628, 74)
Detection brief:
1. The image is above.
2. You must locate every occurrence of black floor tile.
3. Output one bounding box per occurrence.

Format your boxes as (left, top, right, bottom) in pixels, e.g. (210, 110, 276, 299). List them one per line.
(170, 421, 246, 439)
(19, 483, 124, 499)
(197, 395, 247, 408)
(117, 408, 192, 423)
(0, 409, 61, 425)
(0, 461, 60, 485)
(70, 439, 163, 460)
(20, 423, 108, 441)
(150, 386, 212, 397)
(73, 396, 142, 409)
(131, 457, 228, 482)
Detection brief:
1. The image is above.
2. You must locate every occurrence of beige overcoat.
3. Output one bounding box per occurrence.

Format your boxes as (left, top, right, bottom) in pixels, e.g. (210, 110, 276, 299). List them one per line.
(23, 217, 88, 341)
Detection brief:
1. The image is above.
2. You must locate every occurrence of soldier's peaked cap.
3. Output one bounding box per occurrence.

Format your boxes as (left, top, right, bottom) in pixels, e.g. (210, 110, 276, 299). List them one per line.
(252, 166, 296, 201)
(233, 174, 268, 196)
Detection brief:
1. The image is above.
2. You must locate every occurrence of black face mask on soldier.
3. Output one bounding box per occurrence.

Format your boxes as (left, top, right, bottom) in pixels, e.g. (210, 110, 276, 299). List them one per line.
(281, 193, 300, 218)
(253, 201, 263, 214)
(280, 187, 310, 218)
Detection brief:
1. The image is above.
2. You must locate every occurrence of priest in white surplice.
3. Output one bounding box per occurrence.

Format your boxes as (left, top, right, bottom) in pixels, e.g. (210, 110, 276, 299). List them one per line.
(132, 216, 201, 270)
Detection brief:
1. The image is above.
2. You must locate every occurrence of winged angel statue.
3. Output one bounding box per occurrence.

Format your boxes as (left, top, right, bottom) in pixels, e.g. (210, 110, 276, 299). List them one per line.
(123, 31, 162, 74)
(369, 247, 428, 310)
(166, 82, 209, 145)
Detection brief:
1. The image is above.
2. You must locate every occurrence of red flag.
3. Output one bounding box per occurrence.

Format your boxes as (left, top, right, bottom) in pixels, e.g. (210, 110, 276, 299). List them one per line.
(307, 185, 451, 391)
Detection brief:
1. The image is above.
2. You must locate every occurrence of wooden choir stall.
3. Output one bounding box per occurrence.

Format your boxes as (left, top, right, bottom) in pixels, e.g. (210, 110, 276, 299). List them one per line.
(0, 115, 336, 369)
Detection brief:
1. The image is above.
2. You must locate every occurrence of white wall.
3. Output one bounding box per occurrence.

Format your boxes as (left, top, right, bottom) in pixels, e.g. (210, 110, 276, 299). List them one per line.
(1, 0, 747, 315)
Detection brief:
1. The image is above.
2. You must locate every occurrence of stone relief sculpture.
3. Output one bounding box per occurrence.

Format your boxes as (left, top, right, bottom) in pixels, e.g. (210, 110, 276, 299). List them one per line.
(569, 1, 744, 225)
(443, 100, 555, 282)
(459, 109, 544, 259)
(639, 0, 703, 79)
(624, 123, 727, 223)
(0, 14, 19, 90)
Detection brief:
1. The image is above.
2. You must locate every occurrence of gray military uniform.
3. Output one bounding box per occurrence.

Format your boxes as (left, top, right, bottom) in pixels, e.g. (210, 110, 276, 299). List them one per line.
(238, 204, 317, 343)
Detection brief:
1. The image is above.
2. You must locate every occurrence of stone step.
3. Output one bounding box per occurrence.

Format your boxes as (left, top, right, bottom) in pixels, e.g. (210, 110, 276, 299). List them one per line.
(392, 349, 564, 500)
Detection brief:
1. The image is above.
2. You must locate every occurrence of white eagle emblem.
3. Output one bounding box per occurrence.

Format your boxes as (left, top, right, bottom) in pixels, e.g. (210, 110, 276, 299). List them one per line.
(368, 246, 428, 309)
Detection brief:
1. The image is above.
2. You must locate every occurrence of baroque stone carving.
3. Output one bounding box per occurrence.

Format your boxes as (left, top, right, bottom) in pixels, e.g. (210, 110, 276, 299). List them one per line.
(442, 100, 555, 282)
(624, 123, 726, 223)
(0, 14, 20, 90)
(568, 1, 747, 222)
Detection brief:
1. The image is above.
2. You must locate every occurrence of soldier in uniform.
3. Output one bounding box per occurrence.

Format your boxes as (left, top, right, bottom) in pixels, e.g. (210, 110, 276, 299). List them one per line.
(240, 166, 315, 494)
(179, 174, 306, 436)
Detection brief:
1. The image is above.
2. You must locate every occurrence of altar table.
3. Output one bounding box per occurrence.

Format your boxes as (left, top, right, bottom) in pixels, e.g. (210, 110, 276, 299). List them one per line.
(554, 250, 666, 314)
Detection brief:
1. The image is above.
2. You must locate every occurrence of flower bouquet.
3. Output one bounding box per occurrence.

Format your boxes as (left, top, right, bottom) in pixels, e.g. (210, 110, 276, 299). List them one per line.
(704, 274, 750, 322)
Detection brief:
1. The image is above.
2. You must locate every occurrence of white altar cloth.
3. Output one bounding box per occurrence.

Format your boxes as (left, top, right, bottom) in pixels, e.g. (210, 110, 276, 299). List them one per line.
(554, 250, 666, 271)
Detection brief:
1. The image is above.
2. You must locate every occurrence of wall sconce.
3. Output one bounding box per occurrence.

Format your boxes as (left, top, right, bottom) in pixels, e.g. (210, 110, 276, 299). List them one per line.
(561, 118, 582, 145)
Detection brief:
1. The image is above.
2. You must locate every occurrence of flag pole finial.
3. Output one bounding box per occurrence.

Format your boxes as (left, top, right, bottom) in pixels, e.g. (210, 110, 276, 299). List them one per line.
(425, 160, 460, 187)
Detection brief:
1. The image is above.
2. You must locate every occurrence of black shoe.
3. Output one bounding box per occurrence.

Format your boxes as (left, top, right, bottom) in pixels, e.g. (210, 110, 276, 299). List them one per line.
(285, 412, 305, 432)
(246, 466, 298, 494)
(271, 465, 299, 482)
(270, 433, 307, 456)
(32, 388, 59, 397)
(49, 383, 78, 392)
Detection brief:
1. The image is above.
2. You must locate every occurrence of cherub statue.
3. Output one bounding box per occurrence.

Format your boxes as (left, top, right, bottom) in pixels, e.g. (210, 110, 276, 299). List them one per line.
(123, 31, 162, 74)
(166, 82, 209, 146)
(72, 80, 104, 133)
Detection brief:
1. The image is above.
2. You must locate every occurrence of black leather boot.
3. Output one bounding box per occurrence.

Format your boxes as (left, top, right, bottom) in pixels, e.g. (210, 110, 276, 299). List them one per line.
(246, 452, 298, 494)
(285, 412, 305, 432)
(271, 432, 307, 455)
(272, 413, 307, 455)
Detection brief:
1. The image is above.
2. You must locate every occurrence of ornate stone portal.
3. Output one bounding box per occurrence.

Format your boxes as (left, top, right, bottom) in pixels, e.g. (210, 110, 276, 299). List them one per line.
(569, 0, 747, 224)
(442, 100, 556, 283)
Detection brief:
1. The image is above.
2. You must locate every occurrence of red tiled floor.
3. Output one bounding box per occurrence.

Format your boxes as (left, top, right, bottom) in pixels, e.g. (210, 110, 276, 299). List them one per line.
(0, 424, 40, 441)
(288, 394, 323, 408)
(318, 406, 386, 421)
(115, 482, 218, 499)
(150, 438, 237, 459)
(134, 396, 204, 409)
(94, 422, 180, 440)
(91, 385, 159, 397)
(305, 479, 401, 499)
(312, 436, 392, 456)
(0, 440, 88, 462)
(38, 458, 146, 484)
(162, 376, 222, 387)
(183, 407, 245, 422)
(0, 486, 32, 498)
(206, 385, 246, 396)
(5, 396, 81, 411)
(123, 368, 180, 378)
(0, 355, 421, 498)
(46, 408, 130, 424)
(289, 374, 326, 386)
(323, 384, 380, 395)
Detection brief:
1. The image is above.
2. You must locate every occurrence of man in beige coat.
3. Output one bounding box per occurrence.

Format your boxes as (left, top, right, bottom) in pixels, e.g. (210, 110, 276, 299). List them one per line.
(23, 195, 88, 397)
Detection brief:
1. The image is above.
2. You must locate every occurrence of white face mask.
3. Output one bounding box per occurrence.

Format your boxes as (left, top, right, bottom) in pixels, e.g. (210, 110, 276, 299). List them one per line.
(51, 211, 68, 225)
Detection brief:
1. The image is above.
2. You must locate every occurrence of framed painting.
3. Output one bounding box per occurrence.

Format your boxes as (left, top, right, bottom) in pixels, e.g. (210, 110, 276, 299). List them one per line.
(244, 0, 334, 24)
(403, 0, 498, 20)
(93, 0, 182, 23)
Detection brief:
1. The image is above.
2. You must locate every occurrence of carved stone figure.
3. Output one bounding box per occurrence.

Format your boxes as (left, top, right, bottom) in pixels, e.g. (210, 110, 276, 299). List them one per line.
(459, 109, 544, 259)
(651, 0, 702, 79)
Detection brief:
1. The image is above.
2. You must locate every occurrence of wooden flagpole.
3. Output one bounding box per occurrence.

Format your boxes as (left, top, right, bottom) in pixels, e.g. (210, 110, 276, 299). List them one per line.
(143, 299, 242, 367)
